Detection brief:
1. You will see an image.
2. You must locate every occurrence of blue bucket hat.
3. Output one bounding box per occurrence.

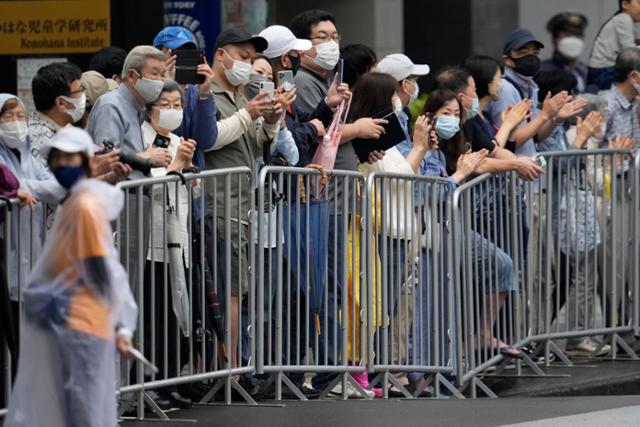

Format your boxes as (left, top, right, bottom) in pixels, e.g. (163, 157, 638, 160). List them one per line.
(153, 26, 198, 50)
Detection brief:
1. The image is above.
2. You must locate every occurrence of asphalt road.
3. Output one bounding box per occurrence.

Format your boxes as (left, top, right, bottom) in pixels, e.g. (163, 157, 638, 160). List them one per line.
(120, 395, 640, 427)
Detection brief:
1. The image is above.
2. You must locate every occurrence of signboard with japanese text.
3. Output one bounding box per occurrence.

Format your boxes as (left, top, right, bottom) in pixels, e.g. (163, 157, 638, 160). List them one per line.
(0, 0, 110, 55)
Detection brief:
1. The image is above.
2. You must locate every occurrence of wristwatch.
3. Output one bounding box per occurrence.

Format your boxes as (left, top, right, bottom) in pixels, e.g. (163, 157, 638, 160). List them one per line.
(199, 88, 214, 99)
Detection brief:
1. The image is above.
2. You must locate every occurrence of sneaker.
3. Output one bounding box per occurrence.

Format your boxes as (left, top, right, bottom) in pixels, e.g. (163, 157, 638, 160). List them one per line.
(351, 372, 383, 398)
(566, 337, 611, 357)
(329, 382, 375, 399)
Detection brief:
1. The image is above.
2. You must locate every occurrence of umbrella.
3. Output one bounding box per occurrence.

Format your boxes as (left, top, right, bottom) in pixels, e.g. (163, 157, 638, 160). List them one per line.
(284, 167, 331, 335)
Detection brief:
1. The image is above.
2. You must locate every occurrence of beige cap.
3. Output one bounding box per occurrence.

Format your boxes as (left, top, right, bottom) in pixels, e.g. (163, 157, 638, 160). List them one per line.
(81, 70, 110, 106)
(106, 78, 118, 91)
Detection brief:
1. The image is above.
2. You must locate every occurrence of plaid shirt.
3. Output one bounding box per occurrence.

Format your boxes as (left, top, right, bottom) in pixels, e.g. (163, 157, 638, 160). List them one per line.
(604, 85, 640, 171)
(604, 85, 640, 146)
(28, 111, 60, 168)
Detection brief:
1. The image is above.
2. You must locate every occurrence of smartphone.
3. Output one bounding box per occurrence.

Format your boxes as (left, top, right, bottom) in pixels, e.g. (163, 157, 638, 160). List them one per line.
(337, 58, 344, 84)
(259, 81, 275, 101)
(174, 49, 206, 85)
(533, 155, 547, 169)
(153, 133, 171, 149)
(277, 70, 294, 92)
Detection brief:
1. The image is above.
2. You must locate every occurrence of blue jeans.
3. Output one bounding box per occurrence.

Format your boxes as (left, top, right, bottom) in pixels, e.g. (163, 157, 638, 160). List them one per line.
(310, 214, 344, 389)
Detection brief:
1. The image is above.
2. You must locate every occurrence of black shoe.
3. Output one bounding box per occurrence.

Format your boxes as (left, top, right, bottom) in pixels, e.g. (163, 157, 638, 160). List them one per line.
(387, 383, 432, 398)
(238, 376, 271, 401)
(157, 391, 192, 409)
(178, 382, 213, 402)
(146, 391, 174, 411)
(269, 383, 320, 400)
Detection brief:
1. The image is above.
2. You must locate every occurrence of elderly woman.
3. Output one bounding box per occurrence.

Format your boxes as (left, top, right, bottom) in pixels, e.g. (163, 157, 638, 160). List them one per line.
(0, 94, 65, 299)
(535, 72, 613, 356)
(140, 79, 197, 407)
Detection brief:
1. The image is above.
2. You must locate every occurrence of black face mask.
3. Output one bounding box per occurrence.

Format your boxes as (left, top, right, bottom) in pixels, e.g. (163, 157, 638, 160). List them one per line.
(510, 54, 541, 77)
(288, 53, 301, 76)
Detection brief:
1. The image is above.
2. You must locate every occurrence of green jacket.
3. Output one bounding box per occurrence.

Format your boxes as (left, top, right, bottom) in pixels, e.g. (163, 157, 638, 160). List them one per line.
(205, 80, 277, 221)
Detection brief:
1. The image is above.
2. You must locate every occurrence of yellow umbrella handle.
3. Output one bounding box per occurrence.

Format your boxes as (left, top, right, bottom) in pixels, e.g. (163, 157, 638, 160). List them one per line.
(315, 314, 321, 335)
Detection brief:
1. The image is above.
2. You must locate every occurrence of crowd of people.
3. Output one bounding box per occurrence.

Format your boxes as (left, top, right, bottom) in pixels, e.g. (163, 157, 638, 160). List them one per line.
(1, 2, 640, 424)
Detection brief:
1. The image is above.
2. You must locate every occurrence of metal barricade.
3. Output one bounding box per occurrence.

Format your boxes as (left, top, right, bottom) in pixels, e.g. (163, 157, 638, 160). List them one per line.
(1, 196, 54, 416)
(115, 167, 256, 419)
(452, 171, 533, 397)
(528, 149, 640, 364)
(255, 166, 371, 400)
(365, 171, 461, 398)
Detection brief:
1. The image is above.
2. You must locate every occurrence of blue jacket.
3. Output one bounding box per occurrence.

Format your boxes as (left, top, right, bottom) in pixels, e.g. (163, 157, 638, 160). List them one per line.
(175, 84, 218, 170)
(285, 101, 334, 167)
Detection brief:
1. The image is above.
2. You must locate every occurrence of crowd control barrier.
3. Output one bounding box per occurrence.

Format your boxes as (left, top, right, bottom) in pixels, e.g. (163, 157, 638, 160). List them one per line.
(2, 151, 640, 419)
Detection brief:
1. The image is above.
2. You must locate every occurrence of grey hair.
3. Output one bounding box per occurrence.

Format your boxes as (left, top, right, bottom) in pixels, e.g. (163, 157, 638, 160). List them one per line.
(568, 93, 607, 125)
(121, 45, 166, 80)
(144, 79, 185, 120)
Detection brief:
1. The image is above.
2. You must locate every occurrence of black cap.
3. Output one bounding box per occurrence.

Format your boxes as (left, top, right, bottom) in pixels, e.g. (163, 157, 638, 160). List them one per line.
(503, 28, 545, 54)
(214, 27, 268, 52)
(546, 11, 588, 37)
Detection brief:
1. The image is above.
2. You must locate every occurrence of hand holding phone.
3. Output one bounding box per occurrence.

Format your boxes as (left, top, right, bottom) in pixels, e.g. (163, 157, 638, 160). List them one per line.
(277, 70, 295, 92)
(174, 50, 206, 85)
(259, 81, 275, 101)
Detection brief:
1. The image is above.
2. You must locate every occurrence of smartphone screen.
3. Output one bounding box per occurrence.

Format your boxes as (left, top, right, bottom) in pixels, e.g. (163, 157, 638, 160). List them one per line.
(153, 133, 171, 148)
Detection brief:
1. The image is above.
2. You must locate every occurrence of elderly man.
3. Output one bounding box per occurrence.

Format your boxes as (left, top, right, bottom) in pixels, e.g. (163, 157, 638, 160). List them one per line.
(87, 45, 172, 178)
(600, 47, 639, 345)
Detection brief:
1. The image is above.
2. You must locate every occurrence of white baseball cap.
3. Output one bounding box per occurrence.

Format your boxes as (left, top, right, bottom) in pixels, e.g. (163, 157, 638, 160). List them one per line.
(41, 127, 95, 159)
(377, 53, 430, 82)
(259, 25, 312, 59)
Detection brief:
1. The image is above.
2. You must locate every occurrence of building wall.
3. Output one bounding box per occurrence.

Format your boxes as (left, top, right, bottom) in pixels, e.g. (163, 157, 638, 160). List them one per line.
(271, 0, 403, 57)
(518, 0, 622, 63)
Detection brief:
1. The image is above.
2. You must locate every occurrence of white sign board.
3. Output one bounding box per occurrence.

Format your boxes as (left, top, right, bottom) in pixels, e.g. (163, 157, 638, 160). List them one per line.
(17, 57, 67, 113)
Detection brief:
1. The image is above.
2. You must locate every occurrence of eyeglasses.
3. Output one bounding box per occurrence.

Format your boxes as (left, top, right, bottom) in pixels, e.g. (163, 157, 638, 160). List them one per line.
(310, 33, 341, 43)
(68, 87, 85, 96)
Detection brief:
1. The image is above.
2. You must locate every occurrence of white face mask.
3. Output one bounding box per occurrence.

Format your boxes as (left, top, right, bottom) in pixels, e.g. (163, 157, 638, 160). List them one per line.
(133, 71, 164, 103)
(0, 120, 29, 149)
(222, 50, 252, 87)
(493, 80, 504, 99)
(404, 80, 419, 103)
(311, 40, 340, 70)
(392, 96, 403, 113)
(156, 108, 183, 131)
(60, 92, 87, 123)
(557, 36, 585, 60)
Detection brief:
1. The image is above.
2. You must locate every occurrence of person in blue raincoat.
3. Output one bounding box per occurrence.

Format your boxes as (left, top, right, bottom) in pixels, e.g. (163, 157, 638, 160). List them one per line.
(4, 127, 138, 427)
(0, 94, 65, 299)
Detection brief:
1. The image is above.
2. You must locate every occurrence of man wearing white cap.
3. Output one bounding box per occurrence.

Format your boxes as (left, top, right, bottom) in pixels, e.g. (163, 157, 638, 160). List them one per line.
(259, 24, 348, 165)
(376, 53, 430, 145)
(4, 127, 138, 427)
